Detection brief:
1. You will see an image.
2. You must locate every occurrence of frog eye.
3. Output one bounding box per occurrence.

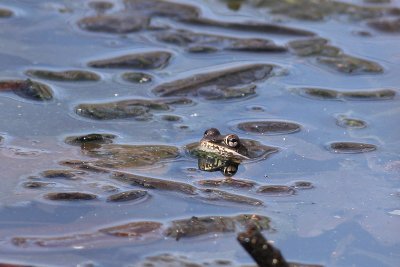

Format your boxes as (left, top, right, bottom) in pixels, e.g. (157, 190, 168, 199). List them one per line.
(224, 134, 239, 148)
(204, 128, 220, 137)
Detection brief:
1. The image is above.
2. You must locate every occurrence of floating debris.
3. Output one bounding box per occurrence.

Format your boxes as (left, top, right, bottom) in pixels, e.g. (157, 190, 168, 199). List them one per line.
(328, 142, 377, 153)
(87, 51, 171, 69)
(43, 192, 98, 201)
(25, 69, 100, 82)
(0, 79, 53, 101)
(153, 64, 273, 100)
(106, 190, 149, 202)
(237, 225, 290, 267)
(237, 121, 301, 135)
(88, 1, 114, 13)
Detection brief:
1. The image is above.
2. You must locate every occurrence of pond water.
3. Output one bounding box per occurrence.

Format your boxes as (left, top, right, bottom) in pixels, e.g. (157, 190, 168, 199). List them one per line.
(0, 0, 399, 266)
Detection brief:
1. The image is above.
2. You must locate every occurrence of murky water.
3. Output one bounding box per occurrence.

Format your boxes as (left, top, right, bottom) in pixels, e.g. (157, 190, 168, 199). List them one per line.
(0, 0, 399, 266)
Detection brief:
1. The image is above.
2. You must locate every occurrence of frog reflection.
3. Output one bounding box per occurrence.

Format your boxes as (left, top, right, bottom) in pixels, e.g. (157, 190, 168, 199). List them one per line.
(198, 155, 239, 177)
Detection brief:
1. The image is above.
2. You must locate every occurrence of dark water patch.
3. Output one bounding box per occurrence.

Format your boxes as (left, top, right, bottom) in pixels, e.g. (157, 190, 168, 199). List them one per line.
(236, 120, 301, 135)
(199, 188, 263, 206)
(65, 133, 117, 146)
(160, 114, 182, 122)
(336, 115, 367, 129)
(256, 185, 296, 196)
(294, 87, 396, 100)
(251, 0, 400, 21)
(88, 1, 114, 13)
(184, 17, 315, 36)
(40, 169, 83, 180)
(0, 79, 53, 101)
(112, 172, 198, 195)
(25, 69, 100, 82)
(75, 99, 171, 121)
(153, 64, 273, 100)
(0, 8, 13, 18)
(121, 72, 153, 83)
(22, 181, 55, 189)
(292, 181, 314, 190)
(82, 144, 180, 168)
(0, 263, 33, 267)
(288, 37, 383, 74)
(197, 178, 256, 188)
(368, 17, 400, 33)
(87, 51, 171, 69)
(153, 29, 287, 53)
(328, 142, 377, 153)
(78, 13, 150, 33)
(106, 189, 149, 202)
(43, 192, 98, 201)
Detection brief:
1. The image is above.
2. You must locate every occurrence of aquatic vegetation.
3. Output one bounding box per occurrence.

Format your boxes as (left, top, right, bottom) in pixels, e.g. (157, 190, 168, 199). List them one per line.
(368, 18, 400, 33)
(294, 87, 396, 100)
(153, 29, 287, 53)
(0, 79, 53, 101)
(328, 142, 377, 153)
(112, 172, 198, 195)
(25, 69, 100, 82)
(87, 51, 171, 69)
(75, 99, 170, 120)
(292, 181, 314, 190)
(121, 72, 153, 83)
(197, 178, 256, 188)
(257, 185, 296, 196)
(153, 64, 274, 100)
(0, 8, 13, 18)
(83, 144, 180, 168)
(289, 37, 383, 73)
(237, 121, 301, 135)
(40, 169, 83, 179)
(336, 115, 367, 129)
(199, 188, 263, 206)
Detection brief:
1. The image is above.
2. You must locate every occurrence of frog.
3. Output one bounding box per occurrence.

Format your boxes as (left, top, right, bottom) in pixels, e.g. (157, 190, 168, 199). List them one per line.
(198, 128, 250, 161)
